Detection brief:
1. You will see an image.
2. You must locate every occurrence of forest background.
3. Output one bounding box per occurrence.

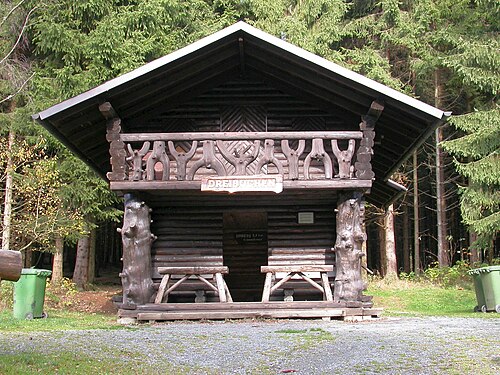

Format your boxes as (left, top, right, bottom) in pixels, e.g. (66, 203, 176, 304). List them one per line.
(0, 0, 498, 288)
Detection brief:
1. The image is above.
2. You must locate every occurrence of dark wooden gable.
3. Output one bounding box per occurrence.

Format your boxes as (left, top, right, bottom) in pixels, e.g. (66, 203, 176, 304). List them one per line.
(33, 21, 448, 207)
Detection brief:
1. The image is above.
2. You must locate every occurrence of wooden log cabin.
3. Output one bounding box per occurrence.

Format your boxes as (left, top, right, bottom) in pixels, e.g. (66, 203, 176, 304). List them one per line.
(33, 22, 449, 321)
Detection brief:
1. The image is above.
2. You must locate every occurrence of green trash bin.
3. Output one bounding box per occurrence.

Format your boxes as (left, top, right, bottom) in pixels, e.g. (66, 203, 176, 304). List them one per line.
(480, 266, 500, 313)
(13, 268, 52, 319)
(468, 268, 487, 312)
(468, 266, 500, 313)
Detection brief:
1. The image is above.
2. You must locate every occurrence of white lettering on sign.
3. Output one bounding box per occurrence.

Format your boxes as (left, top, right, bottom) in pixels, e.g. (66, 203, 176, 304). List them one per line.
(201, 175, 283, 193)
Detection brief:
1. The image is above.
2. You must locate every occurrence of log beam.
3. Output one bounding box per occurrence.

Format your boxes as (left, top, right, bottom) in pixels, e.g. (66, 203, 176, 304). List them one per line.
(0, 250, 22, 282)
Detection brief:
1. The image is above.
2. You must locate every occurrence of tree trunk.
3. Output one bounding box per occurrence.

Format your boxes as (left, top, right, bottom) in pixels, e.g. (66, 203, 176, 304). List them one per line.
(434, 69, 450, 267)
(468, 231, 480, 264)
(51, 236, 64, 285)
(384, 204, 398, 278)
(333, 192, 367, 302)
(73, 235, 90, 289)
(119, 194, 155, 306)
(88, 228, 97, 284)
(413, 151, 421, 275)
(2, 130, 15, 251)
(378, 215, 386, 277)
(402, 204, 411, 273)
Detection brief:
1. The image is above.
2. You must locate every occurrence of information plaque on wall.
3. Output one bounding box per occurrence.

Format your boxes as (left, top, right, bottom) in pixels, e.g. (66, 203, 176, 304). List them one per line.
(201, 175, 283, 193)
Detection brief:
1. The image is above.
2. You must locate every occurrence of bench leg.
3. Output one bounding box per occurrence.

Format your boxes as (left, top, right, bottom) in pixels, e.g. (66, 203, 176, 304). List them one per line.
(261, 272, 273, 302)
(155, 274, 170, 304)
(223, 280, 233, 303)
(215, 273, 227, 303)
(321, 272, 333, 302)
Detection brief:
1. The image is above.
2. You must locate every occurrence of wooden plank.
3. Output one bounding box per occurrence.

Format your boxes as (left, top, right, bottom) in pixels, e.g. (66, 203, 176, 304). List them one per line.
(261, 272, 273, 302)
(158, 266, 229, 274)
(110, 179, 372, 191)
(121, 131, 362, 142)
(154, 274, 170, 304)
(141, 301, 349, 310)
(261, 265, 334, 273)
(137, 308, 346, 320)
(214, 272, 227, 303)
(321, 272, 334, 302)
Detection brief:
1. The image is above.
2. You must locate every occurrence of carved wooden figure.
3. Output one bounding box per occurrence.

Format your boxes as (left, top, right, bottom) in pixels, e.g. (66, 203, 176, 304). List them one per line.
(146, 141, 170, 181)
(217, 140, 260, 175)
(333, 192, 367, 302)
(281, 139, 305, 180)
(168, 141, 198, 180)
(118, 195, 156, 307)
(187, 140, 226, 180)
(304, 138, 332, 179)
(332, 139, 356, 178)
(255, 139, 284, 175)
(126, 142, 150, 181)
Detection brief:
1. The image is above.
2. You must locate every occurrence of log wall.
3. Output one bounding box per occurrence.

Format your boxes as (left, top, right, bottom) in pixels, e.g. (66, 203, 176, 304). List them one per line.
(149, 199, 336, 302)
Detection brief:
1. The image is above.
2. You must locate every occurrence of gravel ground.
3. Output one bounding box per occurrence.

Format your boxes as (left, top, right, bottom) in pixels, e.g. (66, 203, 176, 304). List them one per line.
(1, 316, 499, 374)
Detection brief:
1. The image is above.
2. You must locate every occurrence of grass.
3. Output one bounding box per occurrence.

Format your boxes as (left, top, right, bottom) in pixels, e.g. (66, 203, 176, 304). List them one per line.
(0, 310, 120, 332)
(0, 352, 191, 375)
(367, 278, 496, 318)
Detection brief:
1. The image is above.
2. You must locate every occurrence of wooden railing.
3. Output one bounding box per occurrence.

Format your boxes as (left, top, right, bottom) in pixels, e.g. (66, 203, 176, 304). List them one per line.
(106, 131, 374, 190)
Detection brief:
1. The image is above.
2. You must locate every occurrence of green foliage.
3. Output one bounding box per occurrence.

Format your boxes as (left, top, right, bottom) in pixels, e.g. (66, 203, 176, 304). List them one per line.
(29, 0, 222, 100)
(443, 109, 500, 242)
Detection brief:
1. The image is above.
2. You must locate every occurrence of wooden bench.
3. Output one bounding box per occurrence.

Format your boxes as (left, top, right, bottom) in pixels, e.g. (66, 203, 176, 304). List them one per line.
(260, 265, 334, 302)
(155, 266, 233, 303)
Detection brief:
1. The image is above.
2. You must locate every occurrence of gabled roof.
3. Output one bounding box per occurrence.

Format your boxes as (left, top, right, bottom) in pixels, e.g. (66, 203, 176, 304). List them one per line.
(33, 21, 449, 206)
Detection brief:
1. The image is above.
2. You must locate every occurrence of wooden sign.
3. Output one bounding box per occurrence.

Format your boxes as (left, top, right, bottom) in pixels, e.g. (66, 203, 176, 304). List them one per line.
(235, 232, 267, 244)
(201, 175, 283, 193)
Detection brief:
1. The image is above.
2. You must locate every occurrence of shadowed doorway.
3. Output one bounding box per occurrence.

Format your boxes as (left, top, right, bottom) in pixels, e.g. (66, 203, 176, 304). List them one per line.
(223, 211, 268, 302)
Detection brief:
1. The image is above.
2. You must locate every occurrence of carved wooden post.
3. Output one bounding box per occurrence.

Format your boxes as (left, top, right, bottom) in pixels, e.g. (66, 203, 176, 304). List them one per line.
(332, 139, 355, 179)
(168, 141, 197, 181)
(281, 139, 305, 180)
(304, 138, 332, 179)
(255, 139, 284, 175)
(118, 194, 155, 307)
(333, 192, 367, 302)
(355, 100, 384, 180)
(217, 140, 260, 175)
(100, 102, 127, 181)
(126, 142, 150, 181)
(187, 140, 226, 180)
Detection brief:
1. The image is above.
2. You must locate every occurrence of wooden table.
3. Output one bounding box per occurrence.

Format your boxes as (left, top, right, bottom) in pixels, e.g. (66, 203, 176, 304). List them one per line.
(155, 266, 233, 303)
(260, 265, 334, 302)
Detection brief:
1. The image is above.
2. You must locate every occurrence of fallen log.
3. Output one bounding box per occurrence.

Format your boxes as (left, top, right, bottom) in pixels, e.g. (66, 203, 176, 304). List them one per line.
(0, 250, 22, 282)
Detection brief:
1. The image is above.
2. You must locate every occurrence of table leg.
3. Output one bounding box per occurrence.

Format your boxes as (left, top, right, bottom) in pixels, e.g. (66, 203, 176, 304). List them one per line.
(261, 272, 273, 302)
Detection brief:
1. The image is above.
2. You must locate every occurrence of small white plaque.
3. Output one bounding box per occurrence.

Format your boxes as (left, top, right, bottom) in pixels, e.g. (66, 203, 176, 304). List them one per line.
(201, 175, 283, 193)
(298, 212, 314, 224)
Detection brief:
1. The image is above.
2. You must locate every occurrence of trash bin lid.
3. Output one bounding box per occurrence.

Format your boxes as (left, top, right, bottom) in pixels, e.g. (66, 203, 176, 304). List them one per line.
(20, 268, 52, 277)
(468, 266, 500, 275)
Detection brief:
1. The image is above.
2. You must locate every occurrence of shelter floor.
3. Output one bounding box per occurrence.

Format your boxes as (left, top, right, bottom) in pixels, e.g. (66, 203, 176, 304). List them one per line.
(117, 301, 382, 322)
